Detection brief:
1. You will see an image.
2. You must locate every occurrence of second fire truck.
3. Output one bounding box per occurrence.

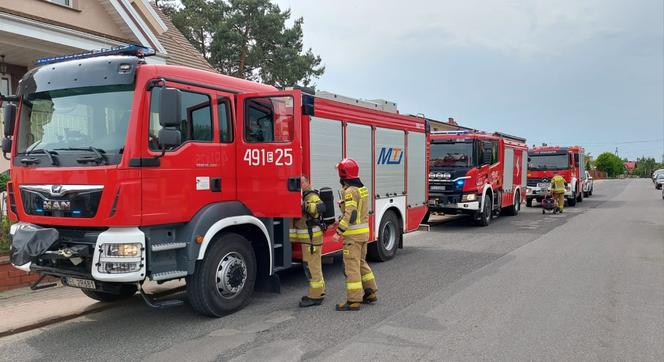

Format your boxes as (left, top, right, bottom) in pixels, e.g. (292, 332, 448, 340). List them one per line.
(526, 145, 587, 207)
(427, 130, 528, 226)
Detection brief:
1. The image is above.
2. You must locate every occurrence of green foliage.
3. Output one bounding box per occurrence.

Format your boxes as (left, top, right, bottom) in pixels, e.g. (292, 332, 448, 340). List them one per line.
(161, 0, 325, 87)
(0, 217, 11, 254)
(595, 152, 625, 178)
(0, 172, 8, 193)
(633, 157, 664, 178)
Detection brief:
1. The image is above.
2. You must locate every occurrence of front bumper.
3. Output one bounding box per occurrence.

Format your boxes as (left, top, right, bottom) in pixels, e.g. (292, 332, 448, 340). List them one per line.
(428, 196, 480, 212)
(10, 222, 146, 283)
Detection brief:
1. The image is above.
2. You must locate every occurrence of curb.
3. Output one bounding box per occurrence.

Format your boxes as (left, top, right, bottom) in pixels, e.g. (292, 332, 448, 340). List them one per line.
(0, 286, 186, 338)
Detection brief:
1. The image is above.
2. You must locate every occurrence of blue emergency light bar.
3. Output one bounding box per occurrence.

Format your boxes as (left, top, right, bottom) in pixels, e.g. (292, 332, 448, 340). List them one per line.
(35, 44, 154, 65)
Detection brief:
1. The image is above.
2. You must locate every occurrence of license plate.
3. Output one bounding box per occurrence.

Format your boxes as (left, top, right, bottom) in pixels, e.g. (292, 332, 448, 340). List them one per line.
(430, 185, 446, 191)
(537, 183, 550, 189)
(64, 277, 96, 290)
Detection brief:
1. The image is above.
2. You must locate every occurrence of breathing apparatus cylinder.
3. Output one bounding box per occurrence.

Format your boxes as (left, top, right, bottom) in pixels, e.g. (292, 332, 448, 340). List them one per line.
(319, 187, 336, 227)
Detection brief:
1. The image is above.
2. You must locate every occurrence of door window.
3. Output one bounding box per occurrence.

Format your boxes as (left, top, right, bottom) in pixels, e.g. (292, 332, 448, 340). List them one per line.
(218, 98, 233, 143)
(244, 96, 294, 143)
(149, 89, 212, 150)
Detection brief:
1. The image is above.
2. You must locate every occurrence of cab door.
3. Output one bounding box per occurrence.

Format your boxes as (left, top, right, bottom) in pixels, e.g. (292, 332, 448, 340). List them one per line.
(236, 90, 302, 217)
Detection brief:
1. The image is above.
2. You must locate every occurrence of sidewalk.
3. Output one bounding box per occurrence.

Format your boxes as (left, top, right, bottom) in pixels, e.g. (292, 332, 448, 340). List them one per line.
(0, 279, 185, 337)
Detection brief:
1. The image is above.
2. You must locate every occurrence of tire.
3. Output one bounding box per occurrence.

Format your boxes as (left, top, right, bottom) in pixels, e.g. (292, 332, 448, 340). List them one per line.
(583, 191, 589, 198)
(475, 195, 492, 226)
(367, 210, 401, 262)
(504, 191, 520, 216)
(421, 211, 430, 224)
(82, 284, 137, 303)
(589, 187, 593, 196)
(568, 193, 577, 207)
(577, 188, 584, 202)
(187, 232, 256, 317)
(526, 198, 533, 208)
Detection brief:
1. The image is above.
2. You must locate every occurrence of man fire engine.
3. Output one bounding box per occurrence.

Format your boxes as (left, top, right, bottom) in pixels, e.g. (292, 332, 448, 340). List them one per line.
(2, 46, 428, 317)
(526, 146, 586, 208)
(427, 130, 528, 226)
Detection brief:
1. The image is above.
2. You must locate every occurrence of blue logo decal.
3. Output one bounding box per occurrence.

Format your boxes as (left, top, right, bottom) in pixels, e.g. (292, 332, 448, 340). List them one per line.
(377, 147, 403, 165)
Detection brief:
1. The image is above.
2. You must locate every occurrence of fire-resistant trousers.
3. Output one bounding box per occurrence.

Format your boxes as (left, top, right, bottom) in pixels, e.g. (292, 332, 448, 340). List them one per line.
(342, 239, 378, 303)
(554, 192, 565, 212)
(301, 244, 325, 299)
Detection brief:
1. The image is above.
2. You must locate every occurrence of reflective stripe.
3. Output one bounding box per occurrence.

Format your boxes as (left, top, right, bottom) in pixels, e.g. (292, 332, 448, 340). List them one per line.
(343, 249, 349, 255)
(346, 281, 363, 290)
(361, 272, 375, 282)
(290, 231, 322, 239)
(345, 201, 357, 208)
(348, 223, 369, 230)
(339, 220, 349, 229)
(359, 187, 369, 197)
(309, 279, 325, 289)
(344, 227, 369, 235)
(293, 227, 321, 234)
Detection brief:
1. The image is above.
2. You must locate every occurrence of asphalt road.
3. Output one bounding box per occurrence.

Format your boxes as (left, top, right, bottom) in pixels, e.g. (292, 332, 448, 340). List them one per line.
(0, 179, 662, 361)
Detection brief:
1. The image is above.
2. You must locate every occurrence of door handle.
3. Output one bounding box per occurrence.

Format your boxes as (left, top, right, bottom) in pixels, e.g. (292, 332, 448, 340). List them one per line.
(211, 177, 221, 192)
(287, 177, 301, 192)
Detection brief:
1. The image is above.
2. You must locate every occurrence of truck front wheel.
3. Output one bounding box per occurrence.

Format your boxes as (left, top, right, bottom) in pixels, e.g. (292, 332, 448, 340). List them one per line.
(82, 284, 137, 303)
(475, 195, 492, 227)
(187, 232, 256, 317)
(568, 193, 577, 207)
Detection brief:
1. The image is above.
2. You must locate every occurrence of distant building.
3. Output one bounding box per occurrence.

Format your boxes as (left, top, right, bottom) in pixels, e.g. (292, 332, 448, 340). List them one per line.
(428, 117, 475, 132)
(0, 0, 214, 171)
(624, 161, 637, 174)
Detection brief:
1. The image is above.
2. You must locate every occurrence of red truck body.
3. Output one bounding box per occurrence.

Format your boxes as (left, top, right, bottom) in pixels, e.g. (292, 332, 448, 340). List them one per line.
(526, 145, 586, 207)
(3, 51, 428, 315)
(427, 130, 528, 226)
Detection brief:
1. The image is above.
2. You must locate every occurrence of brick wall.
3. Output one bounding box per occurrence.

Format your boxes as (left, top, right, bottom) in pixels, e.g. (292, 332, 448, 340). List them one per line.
(0, 256, 55, 292)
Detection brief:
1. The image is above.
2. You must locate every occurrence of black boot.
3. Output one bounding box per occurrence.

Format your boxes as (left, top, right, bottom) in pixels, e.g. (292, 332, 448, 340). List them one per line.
(299, 296, 323, 308)
(335, 301, 361, 311)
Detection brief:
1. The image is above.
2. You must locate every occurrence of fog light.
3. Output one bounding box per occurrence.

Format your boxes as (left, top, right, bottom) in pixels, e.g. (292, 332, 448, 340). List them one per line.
(99, 262, 140, 274)
(103, 243, 141, 257)
(462, 193, 477, 202)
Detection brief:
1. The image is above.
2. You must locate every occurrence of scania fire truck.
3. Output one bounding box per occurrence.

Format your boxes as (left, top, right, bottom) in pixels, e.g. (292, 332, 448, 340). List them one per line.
(1, 46, 428, 317)
(427, 130, 528, 226)
(526, 146, 586, 207)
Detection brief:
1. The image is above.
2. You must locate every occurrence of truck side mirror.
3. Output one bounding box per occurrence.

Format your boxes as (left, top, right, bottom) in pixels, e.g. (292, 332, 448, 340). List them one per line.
(3, 103, 16, 137)
(158, 88, 182, 128)
(2, 137, 12, 160)
(158, 128, 181, 148)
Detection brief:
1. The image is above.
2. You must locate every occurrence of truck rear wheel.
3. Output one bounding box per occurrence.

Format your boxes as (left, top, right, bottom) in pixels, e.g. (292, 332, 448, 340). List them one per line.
(475, 195, 492, 226)
(82, 284, 137, 303)
(504, 191, 520, 216)
(568, 193, 577, 207)
(187, 232, 256, 317)
(367, 210, 401, 262)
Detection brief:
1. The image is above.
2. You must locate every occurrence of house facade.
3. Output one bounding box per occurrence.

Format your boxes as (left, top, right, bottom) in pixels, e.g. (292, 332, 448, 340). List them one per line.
(0, 0, 213, 171)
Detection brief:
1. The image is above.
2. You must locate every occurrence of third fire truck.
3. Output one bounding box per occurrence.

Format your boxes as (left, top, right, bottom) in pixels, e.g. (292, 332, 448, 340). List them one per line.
(2, 46, 428, 317)
(526, 145, 587, 207)
(427, 130, 528, 226)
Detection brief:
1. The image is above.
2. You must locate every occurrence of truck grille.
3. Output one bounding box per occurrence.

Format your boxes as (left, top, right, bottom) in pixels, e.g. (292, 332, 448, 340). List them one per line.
(19, 185, 103, 218)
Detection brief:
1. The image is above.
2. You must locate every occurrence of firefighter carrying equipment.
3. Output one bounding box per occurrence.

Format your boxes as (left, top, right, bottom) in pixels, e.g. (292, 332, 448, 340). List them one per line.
(551, 175, 566, 194)
(336, 183, 378, 308)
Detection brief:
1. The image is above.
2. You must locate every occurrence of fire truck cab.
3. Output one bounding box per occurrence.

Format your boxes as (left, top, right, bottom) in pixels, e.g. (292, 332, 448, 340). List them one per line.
(427, 130, 528, 226)
(526, 145, 586, 207)
(2, 47, 428, 316)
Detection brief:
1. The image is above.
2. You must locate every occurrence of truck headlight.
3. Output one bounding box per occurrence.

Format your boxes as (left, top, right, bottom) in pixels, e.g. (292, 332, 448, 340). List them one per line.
(103, 243, 141, 257)
(99, 262, 141, 274)
(462, 193, 477, 202)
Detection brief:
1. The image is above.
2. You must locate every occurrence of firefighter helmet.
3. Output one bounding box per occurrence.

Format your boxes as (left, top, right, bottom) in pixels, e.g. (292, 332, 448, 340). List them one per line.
(336, 158, 360, 179)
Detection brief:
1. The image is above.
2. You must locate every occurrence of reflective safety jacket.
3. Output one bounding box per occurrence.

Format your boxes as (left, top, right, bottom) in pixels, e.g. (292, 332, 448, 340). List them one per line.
(551, 175, 566, 193)
(290, 186, 324, 245)
(336, 185, 370, 242)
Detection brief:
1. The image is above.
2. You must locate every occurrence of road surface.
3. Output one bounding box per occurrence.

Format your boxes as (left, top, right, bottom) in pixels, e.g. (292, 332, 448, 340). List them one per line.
(0, 179, 662, 361)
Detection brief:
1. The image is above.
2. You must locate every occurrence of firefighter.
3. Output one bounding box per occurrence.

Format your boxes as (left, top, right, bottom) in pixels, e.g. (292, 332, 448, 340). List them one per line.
(332, 158, 378, 311)
(550, 173, 567, 213)
(290, 175, 326, 307)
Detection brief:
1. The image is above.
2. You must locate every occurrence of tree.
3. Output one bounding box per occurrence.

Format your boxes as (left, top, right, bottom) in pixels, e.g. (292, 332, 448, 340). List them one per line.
(633, 157, 663, 178)
(595, 152, 625, 178)
(159, 0, 325, 87)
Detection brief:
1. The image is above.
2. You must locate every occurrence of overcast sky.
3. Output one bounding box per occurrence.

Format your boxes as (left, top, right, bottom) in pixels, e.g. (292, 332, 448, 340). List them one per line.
(273, 0, 664, 160)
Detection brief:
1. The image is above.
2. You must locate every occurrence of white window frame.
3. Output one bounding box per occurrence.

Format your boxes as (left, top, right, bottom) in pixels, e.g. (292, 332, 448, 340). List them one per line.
(1, 73, 11, 95)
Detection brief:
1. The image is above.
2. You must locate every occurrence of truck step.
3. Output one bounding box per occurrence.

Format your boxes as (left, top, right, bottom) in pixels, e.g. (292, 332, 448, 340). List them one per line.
(151, 270, 188, 281)
(151, 242, 187, 252)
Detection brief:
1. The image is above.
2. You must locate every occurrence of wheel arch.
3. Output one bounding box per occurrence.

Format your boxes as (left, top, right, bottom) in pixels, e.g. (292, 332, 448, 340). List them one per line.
(480, 185, 494, 209)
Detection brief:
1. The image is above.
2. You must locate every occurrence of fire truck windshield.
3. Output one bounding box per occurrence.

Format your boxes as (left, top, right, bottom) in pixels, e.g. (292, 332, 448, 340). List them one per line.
(430, 141, 474, 167)
(16, 84, 134, 164)
(528, 153, 569, 170)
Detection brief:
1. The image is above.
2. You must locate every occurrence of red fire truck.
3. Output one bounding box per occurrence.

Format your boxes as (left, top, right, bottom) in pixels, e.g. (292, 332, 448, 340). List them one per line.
(426, 130, 528, 226)
(526, 145, 586, 207)
(1, 46, 428, 316)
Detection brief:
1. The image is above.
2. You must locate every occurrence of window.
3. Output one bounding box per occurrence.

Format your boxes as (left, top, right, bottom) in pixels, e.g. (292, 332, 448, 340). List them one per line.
(149, 89, 212, 151)
(478, 141, 499, 165)
(218, 98, 232, 143)
(46, 0, 74, 8)
(244, 96, 294, 143)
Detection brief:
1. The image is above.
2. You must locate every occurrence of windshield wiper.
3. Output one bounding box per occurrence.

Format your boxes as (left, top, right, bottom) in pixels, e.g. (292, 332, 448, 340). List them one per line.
(20, 149, 58, 166)
(55, 147, 108, 165)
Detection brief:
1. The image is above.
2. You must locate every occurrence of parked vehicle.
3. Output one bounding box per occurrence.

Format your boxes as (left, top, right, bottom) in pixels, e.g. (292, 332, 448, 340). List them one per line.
(426, 130, 528, 226)
(526, 146, 586, 207)
(2, 46, 429, 316)
(583, 171, 594, 197)
(655, 174, 664, 190)
(653, 169, 664, 184)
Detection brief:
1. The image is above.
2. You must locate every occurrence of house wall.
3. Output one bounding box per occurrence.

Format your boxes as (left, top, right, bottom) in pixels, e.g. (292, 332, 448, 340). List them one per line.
(0, 0, 130, 41)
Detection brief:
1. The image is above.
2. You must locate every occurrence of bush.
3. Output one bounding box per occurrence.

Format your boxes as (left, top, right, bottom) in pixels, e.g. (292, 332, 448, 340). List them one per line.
(0, 217, 11, 254)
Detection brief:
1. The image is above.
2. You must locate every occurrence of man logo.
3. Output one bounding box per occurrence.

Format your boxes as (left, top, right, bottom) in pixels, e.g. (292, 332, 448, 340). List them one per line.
(377, 147, 403, 165)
